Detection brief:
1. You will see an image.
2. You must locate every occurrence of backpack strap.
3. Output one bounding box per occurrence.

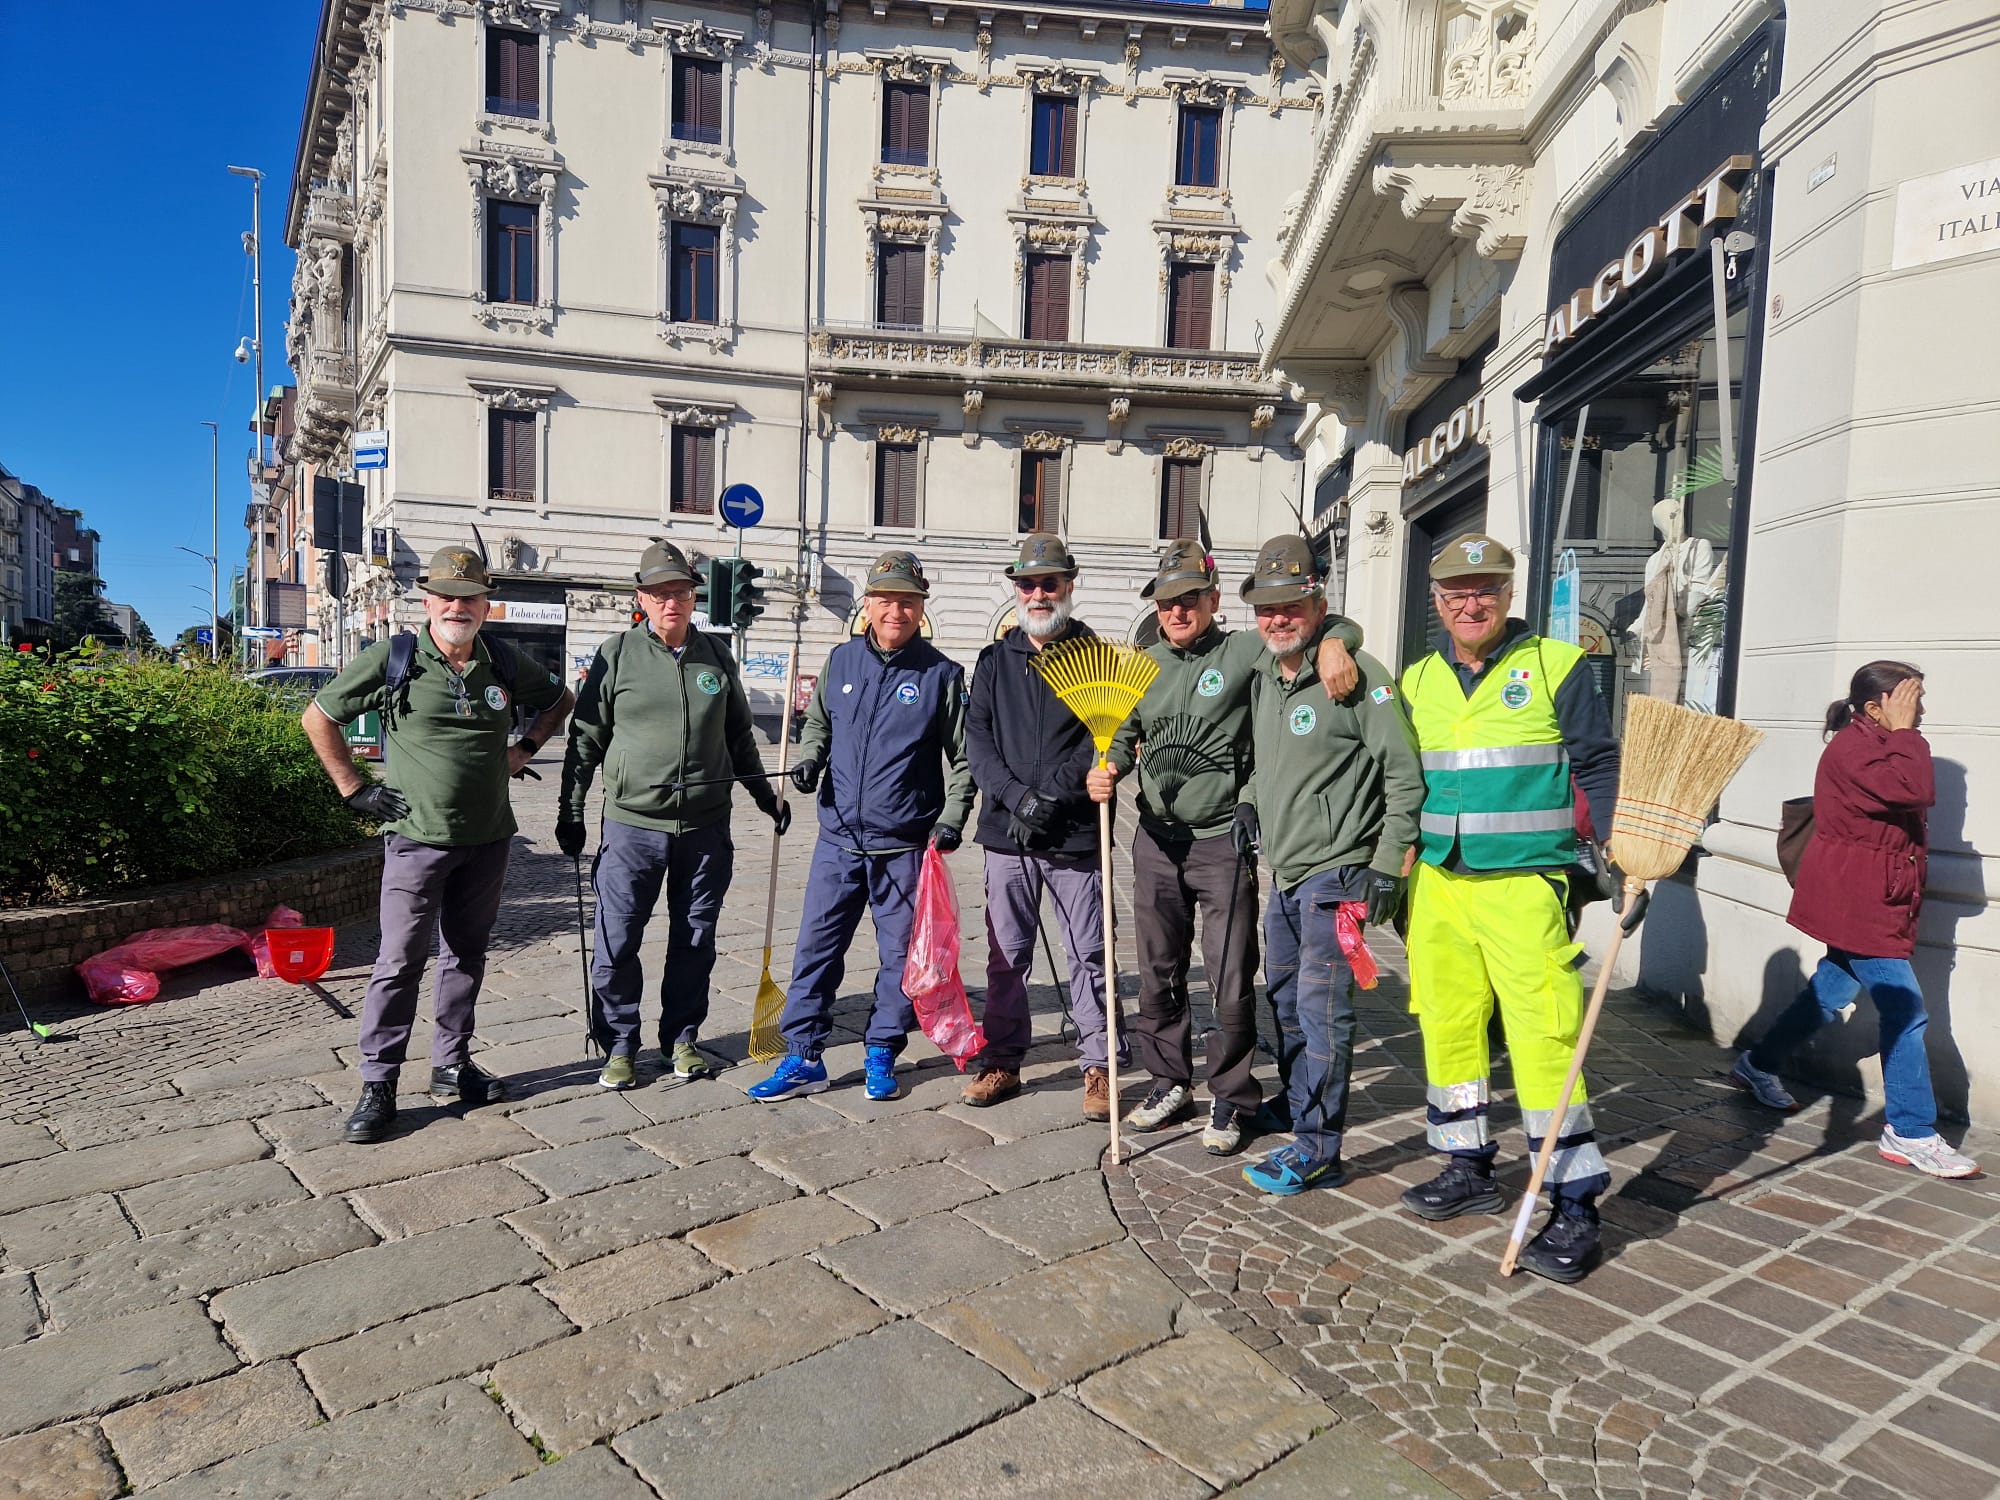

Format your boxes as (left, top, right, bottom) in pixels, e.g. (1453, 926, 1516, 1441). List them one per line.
(382, 632, 418, 735)
(484, 633, 518, 691)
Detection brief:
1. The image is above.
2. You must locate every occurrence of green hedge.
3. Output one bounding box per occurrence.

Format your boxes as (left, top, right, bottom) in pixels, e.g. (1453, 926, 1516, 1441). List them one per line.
(0, 645, 372, 907)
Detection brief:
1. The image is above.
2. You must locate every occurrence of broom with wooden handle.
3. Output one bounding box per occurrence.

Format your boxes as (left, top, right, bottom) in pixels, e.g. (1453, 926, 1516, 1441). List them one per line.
(747, 647, 801, 1062)
(1498, 694, 1764, 1276)
(1033, 637, 1160, 1167)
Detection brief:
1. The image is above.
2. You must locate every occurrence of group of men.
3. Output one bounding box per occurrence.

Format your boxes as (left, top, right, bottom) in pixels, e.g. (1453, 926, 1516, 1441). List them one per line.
(305, 524, 1638, 1285)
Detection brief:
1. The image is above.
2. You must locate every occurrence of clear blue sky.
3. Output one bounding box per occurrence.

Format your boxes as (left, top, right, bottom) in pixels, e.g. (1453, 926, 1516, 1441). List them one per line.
(2, 5, 319, 642)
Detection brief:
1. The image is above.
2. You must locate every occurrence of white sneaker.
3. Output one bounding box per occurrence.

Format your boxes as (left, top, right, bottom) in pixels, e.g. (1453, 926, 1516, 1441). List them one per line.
(1880, 1127, 1980, 1179)
(1125, 1083, 1191, 1132)
(1202, 1101, 1244, 1156)
(1729, 1052, 1798, 1112)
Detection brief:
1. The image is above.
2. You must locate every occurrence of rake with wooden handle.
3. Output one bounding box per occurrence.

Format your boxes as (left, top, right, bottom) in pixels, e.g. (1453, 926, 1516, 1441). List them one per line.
(1499, 694, 1764, 1275)
(1032, 636, 1160, 1166)
(747, 647, 801, 1062)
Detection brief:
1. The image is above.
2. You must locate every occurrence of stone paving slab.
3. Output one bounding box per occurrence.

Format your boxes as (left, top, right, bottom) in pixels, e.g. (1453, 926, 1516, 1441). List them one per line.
(285, 1113, 543, 1195)
(211, 1218, 548, 1362)
(629, 1098, 847, 1167)
(100, 1362, 323, 1490)
(816, 1210, 1038, 1314)
(0, 1300, 239, 1439)
(505, 1157, 794, 1269)
(480, 1444, 654, 1498)
(829, 1161, 994, 1225)
(613, 1320, 1030, 1500)
(38, 1197, 378, 1327)
(0, 1193, 135, 1268)
(920, 1240, 1184, 1396)
(491, 1258, 891, 1453)
(509, 1091, 655, 1147)
(0, 1420, 124, 1500)
(750, 1110, 993, 1192)
(845, 1394, 1213, 1500)
(298, 1285, 575, 1416)
(508, 1136, 671, 1198)
(169, 1047, 342, 1096)
(118, 1158, 310, 1236)
(685, 1194, 875, 1272)
(1228, 1425, 1459, 1499)
(349, 1161, 546, 1239)
(952, 1123, 1109, 1191)
(956, 1169, 1126, 1261)
(0, 1124, 59, 1169)
(48, 1081, 328, 1149)
(0, 1120, 268, 1215)
(0, 1271, 41, 1347)
(141, 1379, 540, 1500)
(534, 1238, 723, 1327)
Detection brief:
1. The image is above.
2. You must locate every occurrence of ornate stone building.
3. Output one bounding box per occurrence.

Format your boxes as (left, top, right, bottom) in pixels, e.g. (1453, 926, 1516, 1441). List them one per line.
(282, 0, 1316, 683)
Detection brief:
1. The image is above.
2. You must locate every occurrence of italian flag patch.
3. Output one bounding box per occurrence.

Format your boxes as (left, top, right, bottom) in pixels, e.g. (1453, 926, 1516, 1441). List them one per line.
(1370, 685, 1394, 704)
(1508, 668, 1532, 681)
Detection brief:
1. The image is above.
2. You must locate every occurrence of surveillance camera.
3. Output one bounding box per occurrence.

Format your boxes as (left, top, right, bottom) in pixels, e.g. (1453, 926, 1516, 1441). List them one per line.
(234, 339, 252, 364)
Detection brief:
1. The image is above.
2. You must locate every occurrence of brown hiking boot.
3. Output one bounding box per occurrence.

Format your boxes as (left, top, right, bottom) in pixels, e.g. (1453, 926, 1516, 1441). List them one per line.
(1083, 1066, 1111, 1122)
(960, 1067, 1021, 1107)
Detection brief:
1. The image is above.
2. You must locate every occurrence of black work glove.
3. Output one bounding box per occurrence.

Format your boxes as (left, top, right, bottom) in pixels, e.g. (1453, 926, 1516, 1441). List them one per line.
(1593, 840, 1650, 934)
(1231, 804, 1260, 861)
(930, 824, 962, 853)
(1365, 871, 1405, 927)
(346, 784, 409, 822)
(512, 764, 541, 782)
(1012, 789, 1056, 834)
(1007, 814, 1041, 849)
(555, 818, 586, 859)
(790, 757, 823, 795)
(751, 786, 792, 836)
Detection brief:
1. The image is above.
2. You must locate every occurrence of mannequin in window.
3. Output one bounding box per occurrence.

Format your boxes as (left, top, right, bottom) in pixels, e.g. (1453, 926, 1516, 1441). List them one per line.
(1630, 495, 1723, 708)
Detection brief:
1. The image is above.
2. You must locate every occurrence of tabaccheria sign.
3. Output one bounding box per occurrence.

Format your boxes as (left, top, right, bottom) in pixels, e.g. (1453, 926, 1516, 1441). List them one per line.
(1540, 154, 1754, 357)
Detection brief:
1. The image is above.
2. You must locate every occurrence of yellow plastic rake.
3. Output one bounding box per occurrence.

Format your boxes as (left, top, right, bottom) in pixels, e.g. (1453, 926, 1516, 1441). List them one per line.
(1033, 637, 1159, 1166)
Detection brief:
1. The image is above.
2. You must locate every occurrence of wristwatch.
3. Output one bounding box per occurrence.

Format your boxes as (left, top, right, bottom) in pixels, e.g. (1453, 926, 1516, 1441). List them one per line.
(515, 736, 541, 758)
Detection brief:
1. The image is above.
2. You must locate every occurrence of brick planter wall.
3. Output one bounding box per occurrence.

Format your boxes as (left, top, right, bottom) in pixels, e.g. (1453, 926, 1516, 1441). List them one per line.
(0, 842, 385, 1004)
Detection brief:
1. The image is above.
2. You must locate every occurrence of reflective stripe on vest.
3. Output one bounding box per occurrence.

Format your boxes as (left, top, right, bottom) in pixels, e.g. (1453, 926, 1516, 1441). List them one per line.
(1401, 635, 1583, 871)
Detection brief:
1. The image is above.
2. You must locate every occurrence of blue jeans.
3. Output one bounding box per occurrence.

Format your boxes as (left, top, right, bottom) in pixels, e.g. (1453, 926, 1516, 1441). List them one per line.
(1749, 950, 1939, 1137)
(781, 840, 922, 1058)
(1263, 866, 1368, 1162)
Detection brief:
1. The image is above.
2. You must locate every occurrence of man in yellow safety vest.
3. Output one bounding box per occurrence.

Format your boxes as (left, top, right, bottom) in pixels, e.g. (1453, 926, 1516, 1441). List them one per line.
(1397, 532, 1643, 1283)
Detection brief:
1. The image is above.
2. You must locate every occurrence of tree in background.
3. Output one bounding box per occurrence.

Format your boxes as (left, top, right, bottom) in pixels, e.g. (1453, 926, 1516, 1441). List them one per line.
(53, 572, 113, 650)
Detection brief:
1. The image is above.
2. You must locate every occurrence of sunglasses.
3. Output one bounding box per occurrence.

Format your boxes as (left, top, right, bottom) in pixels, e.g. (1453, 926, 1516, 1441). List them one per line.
(1155, 591, 1211, 613)
(1013, 575, 1067, 596)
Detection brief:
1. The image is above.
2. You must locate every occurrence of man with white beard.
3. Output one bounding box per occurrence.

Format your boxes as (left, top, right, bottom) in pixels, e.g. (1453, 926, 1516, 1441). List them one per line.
(961, 533, 1124, 1118)
(304, 545, 574, 1143)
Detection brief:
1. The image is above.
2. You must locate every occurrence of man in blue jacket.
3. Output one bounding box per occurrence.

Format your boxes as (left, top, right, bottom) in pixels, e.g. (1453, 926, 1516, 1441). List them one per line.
(749, 551, 975, 1102)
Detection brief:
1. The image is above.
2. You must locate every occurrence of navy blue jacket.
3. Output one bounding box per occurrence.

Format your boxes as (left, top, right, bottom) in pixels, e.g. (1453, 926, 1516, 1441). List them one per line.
(794, 634, 974, 852)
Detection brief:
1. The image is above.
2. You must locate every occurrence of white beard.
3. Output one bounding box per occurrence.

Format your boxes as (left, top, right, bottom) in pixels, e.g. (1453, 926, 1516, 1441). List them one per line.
(431, 617, 481, 650)
(1020, 597, 1073, 639)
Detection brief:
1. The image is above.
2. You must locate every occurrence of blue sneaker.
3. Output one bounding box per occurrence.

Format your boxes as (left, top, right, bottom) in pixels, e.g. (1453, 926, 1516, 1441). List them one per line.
(1241, 1143, 1344, 1196)
(864, 1046, 900, 1101)
(747, 1054, 828, 1101)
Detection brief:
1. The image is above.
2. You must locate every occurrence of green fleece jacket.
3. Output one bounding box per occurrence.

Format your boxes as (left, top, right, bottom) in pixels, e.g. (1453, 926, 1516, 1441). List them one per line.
(561, 625, 774, 833)
(1240, 623, 1425, 890)
(1107, 617, 1362, 842)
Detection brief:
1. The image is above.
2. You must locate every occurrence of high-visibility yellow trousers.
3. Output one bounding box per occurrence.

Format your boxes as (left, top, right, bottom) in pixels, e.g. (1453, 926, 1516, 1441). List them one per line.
(1405, 861, 1609, 1197)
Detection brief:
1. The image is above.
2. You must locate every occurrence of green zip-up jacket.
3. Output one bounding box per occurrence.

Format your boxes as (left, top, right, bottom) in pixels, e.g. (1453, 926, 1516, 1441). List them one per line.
(561, 624, 774, 834)
(1107, 616, 1363, 842)
(1240, 623, 1425, 890)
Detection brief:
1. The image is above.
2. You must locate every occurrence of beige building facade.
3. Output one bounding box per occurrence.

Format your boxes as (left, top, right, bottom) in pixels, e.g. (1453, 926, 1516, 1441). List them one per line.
(283, 0, 1319, 691)
(1268, 0, 2000, 1117)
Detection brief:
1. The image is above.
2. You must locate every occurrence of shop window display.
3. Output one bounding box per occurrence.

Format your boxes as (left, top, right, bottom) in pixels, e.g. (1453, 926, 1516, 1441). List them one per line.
(1545, 307, 1743, 727)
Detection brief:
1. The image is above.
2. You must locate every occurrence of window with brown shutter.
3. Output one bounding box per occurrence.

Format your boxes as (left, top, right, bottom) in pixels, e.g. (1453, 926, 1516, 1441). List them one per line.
(486, 201, 537, 304)
(882, 82, 931, 167)
(874, 443, 920, 529)
(1167, 263, 1214, 350)
(1159, 457, 1203, 539)
(1030, 94, 1077, 177)
(672, 55, 723, 143)
(1023, 253, 1071, 341)
(670, 426, 716, 515)
(1018, 452, 1062, 534)
(486, 27, 540, 118)
(875, 243, 926, 329)
(489, 411, 537, 505)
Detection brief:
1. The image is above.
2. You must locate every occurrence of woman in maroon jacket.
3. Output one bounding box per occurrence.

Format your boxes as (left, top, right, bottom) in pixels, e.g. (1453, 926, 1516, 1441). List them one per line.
(1730, 662, 1979, 1178)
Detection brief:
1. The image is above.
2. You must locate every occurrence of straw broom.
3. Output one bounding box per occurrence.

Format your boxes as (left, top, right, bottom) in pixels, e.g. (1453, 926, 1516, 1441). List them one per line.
(1499, 694, 1764, 1275)
(747, 647, 801, 1062)
(1033, 637, 1160, 1166)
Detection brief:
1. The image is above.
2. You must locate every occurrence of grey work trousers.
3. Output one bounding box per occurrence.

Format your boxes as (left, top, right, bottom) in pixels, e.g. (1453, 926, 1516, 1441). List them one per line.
(976, 847, 1124, 1070)
(358, 833, 511, 1083)
(591, 817, 734, 1056)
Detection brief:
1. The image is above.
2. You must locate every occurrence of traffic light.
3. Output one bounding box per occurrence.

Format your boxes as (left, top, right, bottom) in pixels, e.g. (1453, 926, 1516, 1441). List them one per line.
(727, 559, 765, 631)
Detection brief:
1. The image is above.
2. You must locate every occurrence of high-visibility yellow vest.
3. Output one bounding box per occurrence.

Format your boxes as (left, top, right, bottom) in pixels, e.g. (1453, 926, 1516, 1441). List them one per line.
(1400, 634, 1584, 871)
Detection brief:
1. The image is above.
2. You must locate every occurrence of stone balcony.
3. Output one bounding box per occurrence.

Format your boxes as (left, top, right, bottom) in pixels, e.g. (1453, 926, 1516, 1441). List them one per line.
(292, 347, 357, 466)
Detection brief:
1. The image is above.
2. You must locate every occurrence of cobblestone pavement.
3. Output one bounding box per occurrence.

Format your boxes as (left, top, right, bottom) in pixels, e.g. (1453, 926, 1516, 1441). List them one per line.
(0, 749, 1992, 1497)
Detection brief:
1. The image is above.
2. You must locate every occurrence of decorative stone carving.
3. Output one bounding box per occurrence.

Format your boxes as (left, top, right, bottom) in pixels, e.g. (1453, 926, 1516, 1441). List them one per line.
(663, 17, 738, 57)
(1267, 51, 1285, 115)
(1123, 39, 1141, 99)
(1372, 154, 1532, 259)
(961, 387, 984, 447)
(1019, 63, 1090, 97)
(1022, 429, 1064, 453)
(1437, 2, 1536, 106)
(975, 29, 993, 90)
(876, 49, 944, 83)
(472, 385, 554, 411)
(1276, 189, 1307, 251)
(876, 424, 922, 445)
(1163, 436, 1210, 460)
(498, 534, 526, 571)
(481, 0, 556, 30)
(1107, 395, 1131, 454)
(658, 402, 731, 428)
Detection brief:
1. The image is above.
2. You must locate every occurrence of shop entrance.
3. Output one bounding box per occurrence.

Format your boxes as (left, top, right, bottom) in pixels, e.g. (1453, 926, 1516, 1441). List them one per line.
(1400, 480, 1490, 672)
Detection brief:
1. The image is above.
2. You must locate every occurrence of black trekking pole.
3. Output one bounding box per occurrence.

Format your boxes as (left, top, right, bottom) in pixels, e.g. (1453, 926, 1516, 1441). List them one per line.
(1015, 835, 1077, 1043)
(0, 955, 55, 1043)
(571, 855, 604, 1061)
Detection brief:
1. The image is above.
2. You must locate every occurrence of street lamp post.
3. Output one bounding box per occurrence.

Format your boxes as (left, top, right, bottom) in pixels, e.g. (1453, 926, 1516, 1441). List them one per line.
(228, 164, 265, 667)
(176, 547, 218, 659)
(198, 421, 219, 661)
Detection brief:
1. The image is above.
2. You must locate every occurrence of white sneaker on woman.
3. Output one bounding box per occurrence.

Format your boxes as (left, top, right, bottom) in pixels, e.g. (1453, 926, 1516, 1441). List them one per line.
(1879, 1127, 1980, 1179)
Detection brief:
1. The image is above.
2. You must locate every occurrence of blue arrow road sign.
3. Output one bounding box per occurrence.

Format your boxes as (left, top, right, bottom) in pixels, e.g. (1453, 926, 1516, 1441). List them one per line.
(719, 483, 765, 529)
(195, 628, 214, 643)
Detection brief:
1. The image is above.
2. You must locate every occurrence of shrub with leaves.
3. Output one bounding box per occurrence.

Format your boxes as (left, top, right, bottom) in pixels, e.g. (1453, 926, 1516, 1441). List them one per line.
(0, 644, 372, 907)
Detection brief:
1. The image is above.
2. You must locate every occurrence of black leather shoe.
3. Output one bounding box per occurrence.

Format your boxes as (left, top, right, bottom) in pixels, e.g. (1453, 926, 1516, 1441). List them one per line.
(429, 1061, 510, 1105)
(1518, 1201, 1602, 1284)
(346, 1081, 398, 1144)
(1401, 1158, 1506, 1221)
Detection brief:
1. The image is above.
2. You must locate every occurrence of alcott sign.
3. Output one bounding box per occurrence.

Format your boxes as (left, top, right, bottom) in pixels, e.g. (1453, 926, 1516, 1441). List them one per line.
(1541, 155, 1755, 357)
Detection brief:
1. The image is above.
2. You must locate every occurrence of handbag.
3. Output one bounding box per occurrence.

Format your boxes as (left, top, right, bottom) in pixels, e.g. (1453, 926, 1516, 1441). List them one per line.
(1777, 796, 1815, 886)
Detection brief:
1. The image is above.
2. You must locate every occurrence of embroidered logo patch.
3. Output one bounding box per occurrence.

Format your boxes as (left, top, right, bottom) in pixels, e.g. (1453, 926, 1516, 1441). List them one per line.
(1289, 704, 1317, 735)
(1461, 540, 1488, 565)
(842, 682, 854, 694)
(1501, 681, 1533, 710)
(896, 682, 920, 705)
(694, 670, 723, 696)
(1370, 685, 1394, 704)
(1196, 668, 1226, 698)
(484, 685, 508, 711)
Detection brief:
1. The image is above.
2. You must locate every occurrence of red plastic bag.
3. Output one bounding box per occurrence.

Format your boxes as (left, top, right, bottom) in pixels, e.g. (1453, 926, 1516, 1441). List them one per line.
(77, 924, 255, 1005)
(250, 906, 306, 979)
(1336, 902, 1380, 990)
(902, 847, 987, 1068)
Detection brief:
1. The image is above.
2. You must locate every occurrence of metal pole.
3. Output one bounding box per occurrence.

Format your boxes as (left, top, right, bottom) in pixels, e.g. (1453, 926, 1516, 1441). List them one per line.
(200, 421, 220, 660)
(229, 165, 265, 663)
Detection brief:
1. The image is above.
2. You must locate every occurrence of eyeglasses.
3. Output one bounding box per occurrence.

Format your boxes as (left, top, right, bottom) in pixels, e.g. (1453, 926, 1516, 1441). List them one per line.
(1013, 575, 1066, 596)
(642, 586, 696, 604)
(1155, 592, 1209, 614)
(1434, 584, 1508, 612)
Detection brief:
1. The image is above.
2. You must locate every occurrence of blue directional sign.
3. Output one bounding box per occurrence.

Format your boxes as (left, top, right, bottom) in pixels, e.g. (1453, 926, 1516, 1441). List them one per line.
(354, 429, 389, 471)
(195, 628, 214, 644)
(719, 483, 765, 529)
